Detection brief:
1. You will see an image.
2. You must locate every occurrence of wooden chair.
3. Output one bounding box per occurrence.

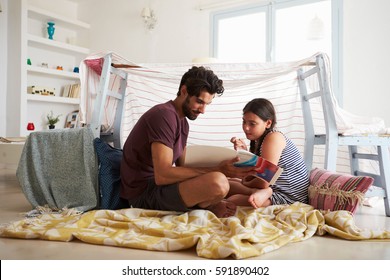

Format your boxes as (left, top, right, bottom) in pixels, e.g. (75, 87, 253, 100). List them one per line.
(89, 53, 128, 148)
(298, 53, 390, 216)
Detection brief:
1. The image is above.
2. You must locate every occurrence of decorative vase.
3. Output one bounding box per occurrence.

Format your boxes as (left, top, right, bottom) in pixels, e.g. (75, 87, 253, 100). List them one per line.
(49, 125, 55, 129)
(27, 122, 35, 131)
(47, 22, 55, 40)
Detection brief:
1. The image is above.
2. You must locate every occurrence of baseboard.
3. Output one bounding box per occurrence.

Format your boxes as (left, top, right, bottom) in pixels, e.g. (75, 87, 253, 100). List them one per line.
(0, 143, 24, 168)
(0, 163, 18, 170)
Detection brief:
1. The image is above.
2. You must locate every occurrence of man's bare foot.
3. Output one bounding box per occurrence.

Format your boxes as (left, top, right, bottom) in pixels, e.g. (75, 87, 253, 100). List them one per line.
(206, 200, 237, 218)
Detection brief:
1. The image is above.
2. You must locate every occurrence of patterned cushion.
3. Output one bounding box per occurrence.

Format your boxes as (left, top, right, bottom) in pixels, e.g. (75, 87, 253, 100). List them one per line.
(308, 168, 374, 214)
(93, 138, 128, 210)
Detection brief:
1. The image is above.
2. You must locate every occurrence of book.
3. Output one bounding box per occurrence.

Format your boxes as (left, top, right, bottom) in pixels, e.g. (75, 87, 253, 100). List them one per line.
(62, 83, 80, 98)
(184, 145, 283, 185)
(232, 149, 283, 185)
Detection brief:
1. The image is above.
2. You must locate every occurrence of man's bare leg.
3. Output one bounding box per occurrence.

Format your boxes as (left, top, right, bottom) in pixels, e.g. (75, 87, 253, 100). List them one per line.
(226, 194, 251, 207)
(179, 172, 237, 217)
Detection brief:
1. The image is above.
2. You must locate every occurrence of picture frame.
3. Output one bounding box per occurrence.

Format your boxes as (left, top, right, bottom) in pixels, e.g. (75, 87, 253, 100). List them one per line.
(65, 110, 79, 128)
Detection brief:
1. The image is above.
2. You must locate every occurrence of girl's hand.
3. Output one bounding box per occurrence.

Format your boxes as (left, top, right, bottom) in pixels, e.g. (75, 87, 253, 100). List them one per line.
(230, 137, 248, 151)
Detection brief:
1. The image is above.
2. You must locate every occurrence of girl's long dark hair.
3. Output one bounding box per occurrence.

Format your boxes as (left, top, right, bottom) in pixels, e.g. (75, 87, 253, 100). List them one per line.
(243, 98, 277, 155)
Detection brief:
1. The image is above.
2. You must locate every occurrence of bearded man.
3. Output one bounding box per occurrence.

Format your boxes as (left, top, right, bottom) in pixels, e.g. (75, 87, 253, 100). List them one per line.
(120, 66, 255, 217)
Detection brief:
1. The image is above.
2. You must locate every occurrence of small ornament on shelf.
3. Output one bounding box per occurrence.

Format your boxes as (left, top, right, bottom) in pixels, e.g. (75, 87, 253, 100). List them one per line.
(27, 86, 55, 96)
(47, 111, 61, 129)
(27, 122, 35, 131)
(47, 21, 55, 40)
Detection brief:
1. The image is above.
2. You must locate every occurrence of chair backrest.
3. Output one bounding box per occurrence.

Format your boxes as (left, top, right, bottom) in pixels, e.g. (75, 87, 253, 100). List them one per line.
(298, 53, 338, 134)
(89, 53, 127, 148)
(297, 53, 339, 167)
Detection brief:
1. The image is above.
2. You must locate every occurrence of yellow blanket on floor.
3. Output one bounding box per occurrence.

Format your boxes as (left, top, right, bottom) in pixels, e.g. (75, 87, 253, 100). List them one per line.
(1, 202, 389, 259)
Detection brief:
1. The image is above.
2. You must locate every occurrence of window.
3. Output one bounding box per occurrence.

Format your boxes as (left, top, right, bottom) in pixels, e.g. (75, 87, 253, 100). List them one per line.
(213, 7, 267, 62)
(274, 1, 331, 62)
(212, 0, 342, 99)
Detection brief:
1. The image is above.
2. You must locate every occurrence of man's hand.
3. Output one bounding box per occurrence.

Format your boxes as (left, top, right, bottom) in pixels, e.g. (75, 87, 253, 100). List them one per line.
(218, 156, 256, 179)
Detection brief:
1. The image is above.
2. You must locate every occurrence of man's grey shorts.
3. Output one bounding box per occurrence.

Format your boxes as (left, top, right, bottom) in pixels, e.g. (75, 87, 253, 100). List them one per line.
(127, 179, 189, 212)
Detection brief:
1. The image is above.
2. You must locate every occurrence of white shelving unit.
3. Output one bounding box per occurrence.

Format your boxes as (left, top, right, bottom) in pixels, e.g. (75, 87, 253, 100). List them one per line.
(26, 94, 81, 105)
(10, 0, 91, 136)
(27, 65, 80, 79)
(27, 5, 90, 30)
(27, 34, 90, 54)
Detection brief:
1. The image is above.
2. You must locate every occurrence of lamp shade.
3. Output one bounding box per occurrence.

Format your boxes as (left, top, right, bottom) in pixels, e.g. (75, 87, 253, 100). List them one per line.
(307, 15, 324, 40)
(141, 7, 151, 18)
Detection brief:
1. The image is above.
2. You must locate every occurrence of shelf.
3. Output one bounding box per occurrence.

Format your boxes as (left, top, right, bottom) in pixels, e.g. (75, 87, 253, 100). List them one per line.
(27, 94, 80, 105)
(27, 65, 80, 79)
(28, 5, 90, 30)
(13, 1, 89, 136)
(28, 34, 90, 54)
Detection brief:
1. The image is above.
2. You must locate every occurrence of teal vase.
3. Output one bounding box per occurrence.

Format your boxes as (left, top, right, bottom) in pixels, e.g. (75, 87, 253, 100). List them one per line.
(47, 22, 55, 40)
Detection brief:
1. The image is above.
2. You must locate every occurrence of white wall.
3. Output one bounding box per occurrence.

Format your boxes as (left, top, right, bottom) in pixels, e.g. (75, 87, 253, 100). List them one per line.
(0, 0, 7, 136)
(343, 0, 390, 126)
(78, 0, 211, 63)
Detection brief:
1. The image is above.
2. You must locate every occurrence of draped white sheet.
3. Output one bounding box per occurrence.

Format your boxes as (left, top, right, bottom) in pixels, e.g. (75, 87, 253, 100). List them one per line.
(79, 51, 389, 172)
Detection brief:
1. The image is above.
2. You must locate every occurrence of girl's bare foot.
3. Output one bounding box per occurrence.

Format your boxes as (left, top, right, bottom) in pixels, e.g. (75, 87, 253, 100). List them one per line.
(249, 193, 261, 208)
(248, 189, 272, 209)
(207, 200, 237, 218)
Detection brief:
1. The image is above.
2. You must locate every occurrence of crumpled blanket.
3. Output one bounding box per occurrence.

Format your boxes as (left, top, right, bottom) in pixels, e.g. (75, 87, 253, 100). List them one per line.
(1, 202, 389, 259)
(16, 127, 99, 212)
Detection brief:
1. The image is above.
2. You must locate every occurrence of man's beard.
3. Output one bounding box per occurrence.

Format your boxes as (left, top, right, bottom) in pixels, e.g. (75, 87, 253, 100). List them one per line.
(182, 96, 200, 120)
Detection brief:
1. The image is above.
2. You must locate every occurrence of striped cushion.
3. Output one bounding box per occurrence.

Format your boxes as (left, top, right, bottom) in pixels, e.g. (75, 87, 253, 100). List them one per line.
(308, 168, 374, 214)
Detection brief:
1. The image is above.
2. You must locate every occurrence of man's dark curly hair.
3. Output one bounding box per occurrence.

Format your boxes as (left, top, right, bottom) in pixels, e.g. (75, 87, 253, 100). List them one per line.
(177, 66, 224, 97)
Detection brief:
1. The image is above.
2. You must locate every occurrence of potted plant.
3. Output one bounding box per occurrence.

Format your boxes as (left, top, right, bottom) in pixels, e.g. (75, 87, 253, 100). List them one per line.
(47, 111, 61, 129)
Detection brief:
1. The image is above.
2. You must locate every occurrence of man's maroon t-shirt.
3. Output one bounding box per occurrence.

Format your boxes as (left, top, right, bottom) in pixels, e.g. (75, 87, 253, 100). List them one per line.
(120, 100, 189, 199)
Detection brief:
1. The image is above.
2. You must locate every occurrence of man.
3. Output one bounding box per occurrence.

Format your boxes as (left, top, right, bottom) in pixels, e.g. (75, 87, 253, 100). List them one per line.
(120, 66, 255, 218)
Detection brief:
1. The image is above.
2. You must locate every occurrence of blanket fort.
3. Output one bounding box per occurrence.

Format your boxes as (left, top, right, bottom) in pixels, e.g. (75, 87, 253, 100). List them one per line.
(80, 52, 315, 152)
(1, 202, 389, 259)
(80, 52, 389, 173)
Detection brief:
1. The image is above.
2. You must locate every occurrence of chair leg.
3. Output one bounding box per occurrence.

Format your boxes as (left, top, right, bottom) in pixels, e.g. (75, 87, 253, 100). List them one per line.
(324, 140, 338, 171)
(378, 146, 390, 217)
(349, 146, 359, 176)
(304, 139, 314, 170)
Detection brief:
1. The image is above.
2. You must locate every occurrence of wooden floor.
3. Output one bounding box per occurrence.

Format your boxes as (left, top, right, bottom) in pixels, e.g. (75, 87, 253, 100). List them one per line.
(1, 168, 390, 260)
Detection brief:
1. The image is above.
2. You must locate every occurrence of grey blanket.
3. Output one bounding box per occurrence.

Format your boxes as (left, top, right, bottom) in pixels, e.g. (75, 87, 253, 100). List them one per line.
(16, 127, 99, 212)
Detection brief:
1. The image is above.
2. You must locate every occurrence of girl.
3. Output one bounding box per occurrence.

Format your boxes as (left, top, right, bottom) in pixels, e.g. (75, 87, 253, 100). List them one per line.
(227, 98, 309, 208)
